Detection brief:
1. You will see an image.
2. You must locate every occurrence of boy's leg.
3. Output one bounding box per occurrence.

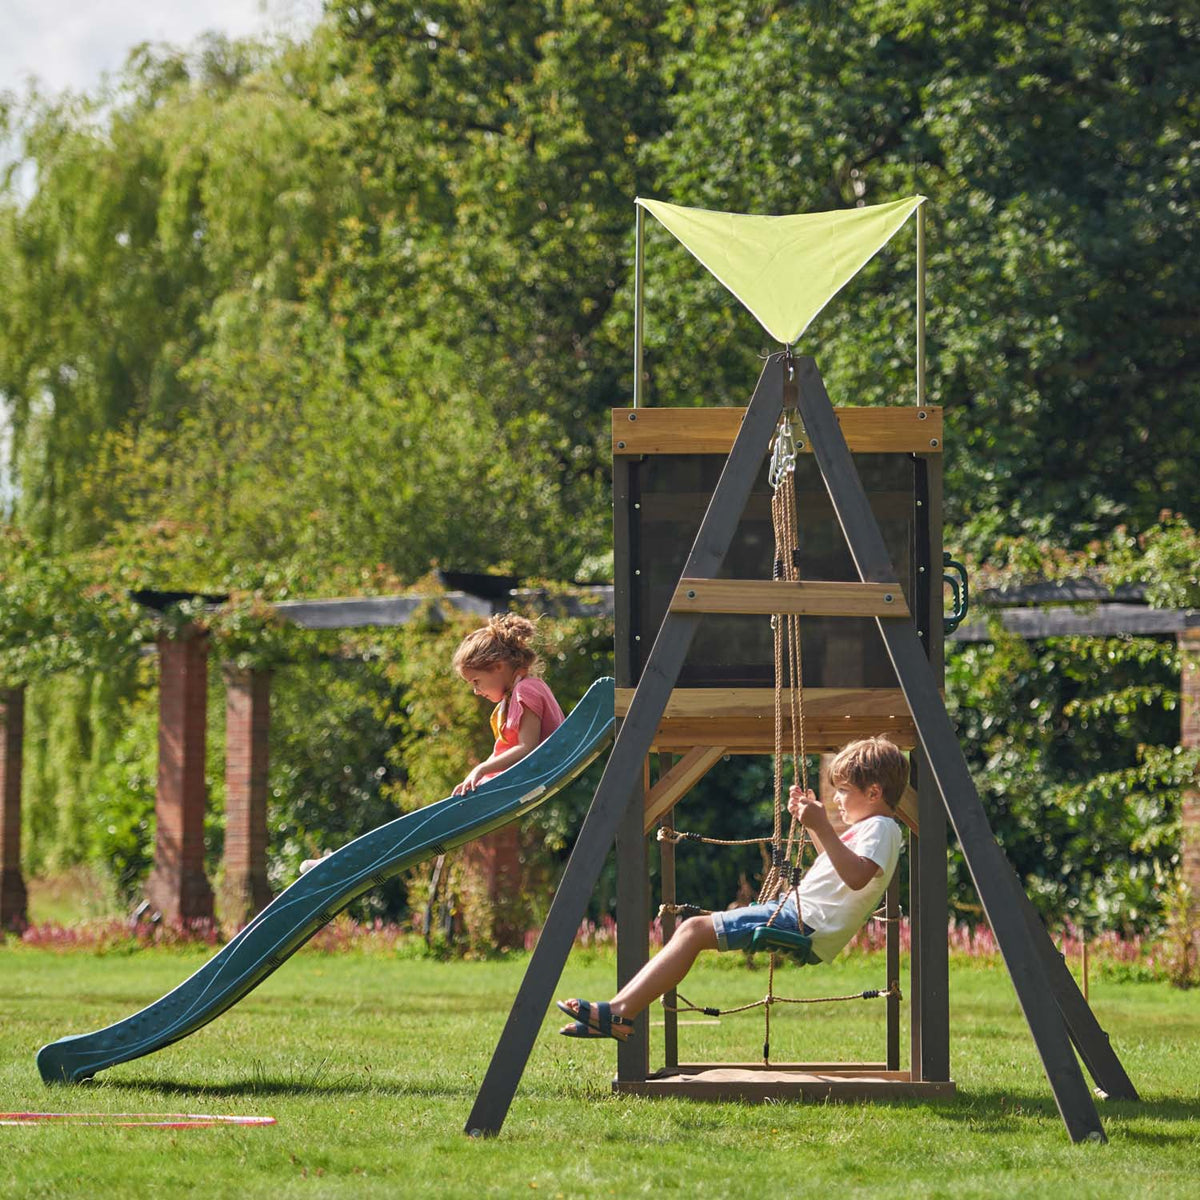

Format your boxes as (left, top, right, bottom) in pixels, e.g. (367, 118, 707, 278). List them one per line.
(558, 915, 717, 1033)
(611, 915, 717, 1018)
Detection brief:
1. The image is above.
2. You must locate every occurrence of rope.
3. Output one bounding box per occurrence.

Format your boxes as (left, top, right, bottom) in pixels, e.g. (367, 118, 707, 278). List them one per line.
(654, 396, 897, 1061)
(656, 828, 768, 848)
(664, 980, 901, 1018)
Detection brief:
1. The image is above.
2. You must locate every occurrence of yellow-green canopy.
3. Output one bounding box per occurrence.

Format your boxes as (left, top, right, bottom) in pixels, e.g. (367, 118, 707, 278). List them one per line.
(636, 195, 925, 345)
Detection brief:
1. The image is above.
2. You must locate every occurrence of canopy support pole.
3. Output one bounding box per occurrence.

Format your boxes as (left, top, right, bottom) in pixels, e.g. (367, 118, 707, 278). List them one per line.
(916, 203, 926, 406)
(634, 205, 646, 407)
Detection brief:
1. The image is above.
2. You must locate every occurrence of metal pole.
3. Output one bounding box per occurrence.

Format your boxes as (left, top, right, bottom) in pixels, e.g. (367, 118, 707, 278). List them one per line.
(634, 204, 645, 408)
(916, 202, 926, 407)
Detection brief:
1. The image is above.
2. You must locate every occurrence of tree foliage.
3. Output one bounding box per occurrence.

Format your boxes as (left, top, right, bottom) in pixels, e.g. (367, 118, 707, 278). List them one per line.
(2, 2, 1198, 932)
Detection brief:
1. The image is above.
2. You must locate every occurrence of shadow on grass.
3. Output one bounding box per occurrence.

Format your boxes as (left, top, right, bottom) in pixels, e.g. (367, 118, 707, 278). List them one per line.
(95, 1070, 479, 1101)
(92, 1077, 1196, 1145)
(868, 1084, 1198, 1143)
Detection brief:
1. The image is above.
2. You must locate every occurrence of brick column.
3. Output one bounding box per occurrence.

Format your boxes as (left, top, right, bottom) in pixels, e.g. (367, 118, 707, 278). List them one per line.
(0, 687, 28, 930)
(460, 827, 527, 950)
(220, 665, 273, 926)
(1180, 630, 1200, 909)
(146, 629, 214, 923)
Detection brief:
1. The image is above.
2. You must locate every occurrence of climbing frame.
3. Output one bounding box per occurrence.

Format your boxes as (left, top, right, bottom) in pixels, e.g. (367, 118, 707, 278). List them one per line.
(609, 387, 947, 1102)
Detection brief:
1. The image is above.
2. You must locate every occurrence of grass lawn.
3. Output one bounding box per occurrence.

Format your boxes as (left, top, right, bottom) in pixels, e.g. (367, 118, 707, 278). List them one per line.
(1, 943, 1197, 1198)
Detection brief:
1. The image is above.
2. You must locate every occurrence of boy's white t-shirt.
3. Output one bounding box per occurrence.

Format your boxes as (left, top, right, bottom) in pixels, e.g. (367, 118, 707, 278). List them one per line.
(797, 815, 903, 963)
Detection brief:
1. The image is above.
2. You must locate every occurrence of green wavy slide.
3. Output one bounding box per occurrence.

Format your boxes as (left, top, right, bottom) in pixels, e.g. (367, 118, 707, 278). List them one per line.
(37, 677, 616, 1085)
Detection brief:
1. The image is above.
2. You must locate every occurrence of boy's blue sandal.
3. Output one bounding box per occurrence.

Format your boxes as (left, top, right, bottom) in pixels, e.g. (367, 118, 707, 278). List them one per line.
(556, 999, 632, 1040)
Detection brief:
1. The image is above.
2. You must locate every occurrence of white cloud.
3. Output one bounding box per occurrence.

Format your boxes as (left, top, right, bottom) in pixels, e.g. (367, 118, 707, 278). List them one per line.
(2, 0, 323, 97)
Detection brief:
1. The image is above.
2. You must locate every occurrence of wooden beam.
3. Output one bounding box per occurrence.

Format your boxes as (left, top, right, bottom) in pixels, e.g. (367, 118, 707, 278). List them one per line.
(616, 687, 913, 721)
(465, 352, 787, 1139)
(613, 406, 943, 456)
(670, 579, 909, 618)
(643, 746, 726, 833)
(953, 603, 1200, 641)
(614, 1068, 955, 1103)
(639, 491, 910, 524)
(793, 353, 1108, 1144)
(615, 687, 920, 753)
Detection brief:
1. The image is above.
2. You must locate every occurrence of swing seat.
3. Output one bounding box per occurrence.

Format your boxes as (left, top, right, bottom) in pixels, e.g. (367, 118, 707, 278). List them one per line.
(749, 926, 820, 965)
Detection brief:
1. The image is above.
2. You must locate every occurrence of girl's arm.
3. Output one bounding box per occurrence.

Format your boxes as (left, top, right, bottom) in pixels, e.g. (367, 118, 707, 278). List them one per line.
(452, 710, 542, 795)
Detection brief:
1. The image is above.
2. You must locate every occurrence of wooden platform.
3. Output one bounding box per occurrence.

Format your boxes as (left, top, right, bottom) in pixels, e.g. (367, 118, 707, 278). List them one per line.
(615, 686, 919, 752)
(614, 1064, 955, 1103)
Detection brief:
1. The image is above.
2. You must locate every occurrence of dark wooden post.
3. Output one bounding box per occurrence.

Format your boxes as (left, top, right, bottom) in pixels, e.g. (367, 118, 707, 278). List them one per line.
(145, 628, 214, 923)
(1180, 629, 1200, 910)
(0, 686, 28, 930)
(615, 756, 650, 1082)
(220, 665, 273, 927)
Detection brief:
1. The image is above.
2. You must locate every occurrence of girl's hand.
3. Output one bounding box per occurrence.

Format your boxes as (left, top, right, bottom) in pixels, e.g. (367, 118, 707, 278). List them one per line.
(453, 764, 488, 796)
(788, 785, 829, 832)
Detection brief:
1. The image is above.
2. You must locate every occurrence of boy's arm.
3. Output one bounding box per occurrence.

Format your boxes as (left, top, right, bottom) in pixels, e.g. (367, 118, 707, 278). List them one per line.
(789, 789, 882, 891)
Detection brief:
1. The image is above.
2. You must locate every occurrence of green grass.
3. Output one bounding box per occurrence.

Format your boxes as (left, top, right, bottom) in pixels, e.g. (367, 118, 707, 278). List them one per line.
(1, 945, 1197, 1198)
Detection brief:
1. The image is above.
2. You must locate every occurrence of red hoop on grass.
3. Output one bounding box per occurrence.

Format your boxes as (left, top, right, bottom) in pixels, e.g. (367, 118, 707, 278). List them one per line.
(0, 1112, 276, 1128)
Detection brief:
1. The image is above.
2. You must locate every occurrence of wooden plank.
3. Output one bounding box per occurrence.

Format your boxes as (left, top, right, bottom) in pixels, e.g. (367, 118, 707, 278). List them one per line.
(616, 685, 920, 753)
(954, 603, 1200, 641)
(616, 687, 915, 721)
(613, 406, 943, 456)
(643, 746, 726, 833)
(670, 579, 909, 618)
(616, 757, 651, 1083)
(614, 1069, 956, 1103)
(886, 870, 901, 1070)
(671, 1062, 889, 1074)
(794, 354, 1107, 1144)
(465, 352, 786, 1139)
(644, 719, 918, 754)
(912, 447, 951, 1084)
(638, 492, 911, 524)
(895, 784, 920, 834)
(1009, 859, 1139, 1100)
(658, 754, 680, 1070)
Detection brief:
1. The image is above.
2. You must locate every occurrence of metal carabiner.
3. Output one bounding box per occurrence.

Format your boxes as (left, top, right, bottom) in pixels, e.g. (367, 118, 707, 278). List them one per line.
(768, 414, 797, 490)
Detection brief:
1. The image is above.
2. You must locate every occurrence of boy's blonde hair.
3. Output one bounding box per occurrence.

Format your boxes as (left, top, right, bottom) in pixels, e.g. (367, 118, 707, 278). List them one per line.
(452, 613, 540, 676)
(829, 736, 909, 810)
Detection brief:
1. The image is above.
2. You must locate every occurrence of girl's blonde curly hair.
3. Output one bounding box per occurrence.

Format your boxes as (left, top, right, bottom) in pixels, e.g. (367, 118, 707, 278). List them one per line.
(452, 613, 541, 676)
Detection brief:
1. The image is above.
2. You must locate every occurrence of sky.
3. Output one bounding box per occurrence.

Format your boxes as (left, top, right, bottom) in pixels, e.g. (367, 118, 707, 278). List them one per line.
(2, 0, 324, 98)
(1, 2, 323, 511)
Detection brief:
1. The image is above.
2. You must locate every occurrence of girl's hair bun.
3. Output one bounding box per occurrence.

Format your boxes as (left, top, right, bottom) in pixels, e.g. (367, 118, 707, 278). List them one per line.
(453, 613, 540, 675)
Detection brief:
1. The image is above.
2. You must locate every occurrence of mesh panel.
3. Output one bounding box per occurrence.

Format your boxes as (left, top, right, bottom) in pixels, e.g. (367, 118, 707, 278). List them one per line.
(629, 453, 915, 687)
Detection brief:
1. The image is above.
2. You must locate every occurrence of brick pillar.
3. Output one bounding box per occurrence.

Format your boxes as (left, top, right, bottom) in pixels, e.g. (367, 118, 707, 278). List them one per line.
(0, 687, 28, 930)
(460, 827, 527, 950)
(220, 665, 273, 926)
(146, 629, 214, 923)
(1180, 630, 1200, 909)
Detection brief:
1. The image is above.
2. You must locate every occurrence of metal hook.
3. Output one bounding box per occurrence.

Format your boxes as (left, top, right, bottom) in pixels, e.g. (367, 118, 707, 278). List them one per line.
(769, 413, 797, 490)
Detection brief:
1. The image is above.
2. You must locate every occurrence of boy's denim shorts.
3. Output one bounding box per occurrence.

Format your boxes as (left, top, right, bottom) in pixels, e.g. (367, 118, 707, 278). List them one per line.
(711, 897, 814, 953)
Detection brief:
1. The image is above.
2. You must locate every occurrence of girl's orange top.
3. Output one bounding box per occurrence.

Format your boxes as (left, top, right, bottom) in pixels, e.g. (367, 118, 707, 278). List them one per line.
(483, 676, 565, 779)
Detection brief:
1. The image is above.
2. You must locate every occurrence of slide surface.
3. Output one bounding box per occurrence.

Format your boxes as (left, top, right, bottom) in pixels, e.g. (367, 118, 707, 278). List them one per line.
(38, 678, 615, 1084)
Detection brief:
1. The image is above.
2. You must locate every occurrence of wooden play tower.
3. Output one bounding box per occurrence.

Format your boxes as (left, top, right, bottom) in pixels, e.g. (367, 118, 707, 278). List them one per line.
(466, 196, 1138, 1144)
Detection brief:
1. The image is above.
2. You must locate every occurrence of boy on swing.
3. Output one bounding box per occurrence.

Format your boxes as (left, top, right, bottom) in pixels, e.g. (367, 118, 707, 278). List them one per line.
(557, 736, 908, 1041)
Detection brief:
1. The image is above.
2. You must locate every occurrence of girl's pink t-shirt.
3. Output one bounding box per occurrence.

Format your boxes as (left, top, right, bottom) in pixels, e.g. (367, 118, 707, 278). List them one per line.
(486, 676, 564, 769)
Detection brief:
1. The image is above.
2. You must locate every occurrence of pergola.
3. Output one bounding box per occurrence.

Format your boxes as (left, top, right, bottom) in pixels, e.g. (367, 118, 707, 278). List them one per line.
(1, 580, 1196, 932)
